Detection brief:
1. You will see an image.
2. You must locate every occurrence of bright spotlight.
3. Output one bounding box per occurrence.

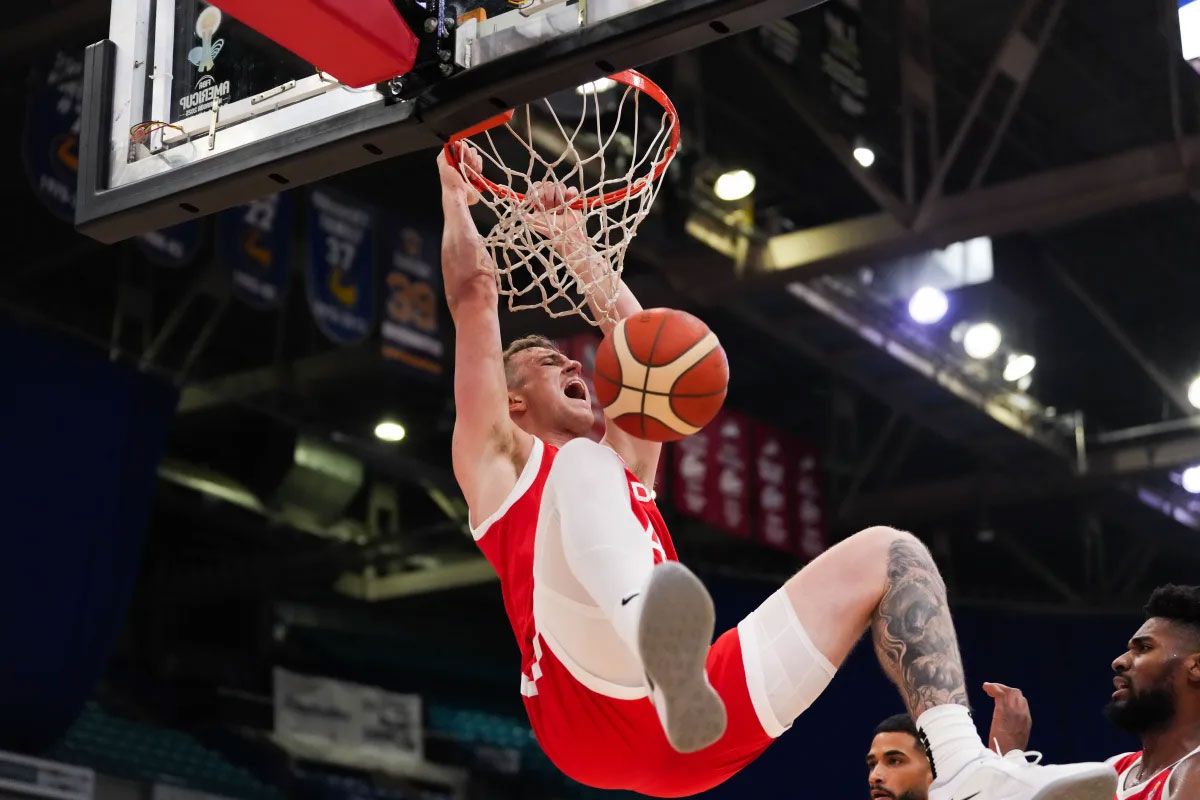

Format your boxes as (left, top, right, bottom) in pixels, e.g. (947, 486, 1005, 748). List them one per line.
(1189, 375, 1200, 410)
(908, 286, 949, 324)
(852, 145, 876, 168)
(1003, 353, 1037, 382)
(714, 169, 756, 201)
(962, 322, 1002, 360)
(1183, 465, 1200, 494)
(576, 77, 617, 95)
(374, 420, 406, 442)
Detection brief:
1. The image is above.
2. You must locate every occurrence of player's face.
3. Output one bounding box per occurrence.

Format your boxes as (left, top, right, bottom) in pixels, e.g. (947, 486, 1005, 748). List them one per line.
(866, 732, 932, 800)
(1106, 617, 1196, 734)
(509, 347, 594, 435)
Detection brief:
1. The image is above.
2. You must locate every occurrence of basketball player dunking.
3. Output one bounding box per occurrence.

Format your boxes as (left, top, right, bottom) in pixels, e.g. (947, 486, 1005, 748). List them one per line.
(1105, 585, 1200, 799)
(436, 145, 1117, 799)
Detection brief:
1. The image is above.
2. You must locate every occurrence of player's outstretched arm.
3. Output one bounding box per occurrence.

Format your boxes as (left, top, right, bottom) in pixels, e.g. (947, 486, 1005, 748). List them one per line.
(527, 182, 662, 485)
(438, 146, 532, 520)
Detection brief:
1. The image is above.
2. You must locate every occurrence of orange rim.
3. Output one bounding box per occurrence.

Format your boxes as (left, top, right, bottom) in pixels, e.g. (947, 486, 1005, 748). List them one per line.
(443, 69, 680, 211)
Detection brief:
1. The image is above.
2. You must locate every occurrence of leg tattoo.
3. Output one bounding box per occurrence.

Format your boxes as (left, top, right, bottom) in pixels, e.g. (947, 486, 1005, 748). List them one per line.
(871, 536, 969, 718)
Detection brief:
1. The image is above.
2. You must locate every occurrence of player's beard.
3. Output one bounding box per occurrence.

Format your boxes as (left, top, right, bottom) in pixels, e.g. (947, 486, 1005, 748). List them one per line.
(1104, 667, 1177, 734)
(869, 788, 928, 800)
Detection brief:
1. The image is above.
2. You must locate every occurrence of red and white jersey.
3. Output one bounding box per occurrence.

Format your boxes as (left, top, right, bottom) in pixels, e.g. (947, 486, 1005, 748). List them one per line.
(471, 437, 676, 695)
(469, 437, 774, 797)
(1110, 744, 1200, 800)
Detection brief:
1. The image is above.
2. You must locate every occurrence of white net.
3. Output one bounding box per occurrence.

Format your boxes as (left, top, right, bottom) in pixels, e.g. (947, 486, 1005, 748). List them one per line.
(450, 71, 679, 327)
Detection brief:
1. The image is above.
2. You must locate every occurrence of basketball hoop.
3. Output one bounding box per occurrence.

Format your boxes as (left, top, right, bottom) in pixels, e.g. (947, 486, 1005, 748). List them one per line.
(444, 70, 680, 327)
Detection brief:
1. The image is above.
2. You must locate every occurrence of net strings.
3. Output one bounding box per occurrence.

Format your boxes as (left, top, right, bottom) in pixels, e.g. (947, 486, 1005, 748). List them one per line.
(458, 84, 675, 327)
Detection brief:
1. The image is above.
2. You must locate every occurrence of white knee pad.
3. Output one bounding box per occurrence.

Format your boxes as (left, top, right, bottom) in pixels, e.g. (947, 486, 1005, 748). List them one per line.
(737, 585, 837, 737)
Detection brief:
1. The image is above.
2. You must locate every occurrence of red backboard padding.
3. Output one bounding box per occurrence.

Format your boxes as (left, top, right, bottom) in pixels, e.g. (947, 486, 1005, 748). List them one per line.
(209, 0, 418, 88)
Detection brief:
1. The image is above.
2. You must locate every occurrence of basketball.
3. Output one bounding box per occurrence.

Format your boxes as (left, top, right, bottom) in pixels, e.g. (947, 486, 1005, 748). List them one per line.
(593, 308, 729, 442)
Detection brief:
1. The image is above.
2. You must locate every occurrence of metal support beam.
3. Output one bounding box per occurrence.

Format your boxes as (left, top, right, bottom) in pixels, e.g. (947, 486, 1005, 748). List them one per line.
(739, 44, 909, 221)
(140, 262, 229, 376)
(898, 0, 939, 204)
(917, 0, 1065, 222)
(847, 431, 1200, 523)
(1112, 541, 1161, 596)
(838, 410, 903, 519)
(967, 0, 1067, 191)
(178, 347, 380, 413)
(786, 279, 1070, 458)
(1049, 254, 1196, 416)
(997, 532, 1085, 605)
(335, 556, 496, 601)
(681, 137, 1200, 297)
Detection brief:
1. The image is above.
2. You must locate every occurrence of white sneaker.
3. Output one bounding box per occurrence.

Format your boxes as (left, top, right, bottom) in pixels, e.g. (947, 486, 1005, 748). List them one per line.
(637, 561, 727, 754)
(929, 748, 1116, 800)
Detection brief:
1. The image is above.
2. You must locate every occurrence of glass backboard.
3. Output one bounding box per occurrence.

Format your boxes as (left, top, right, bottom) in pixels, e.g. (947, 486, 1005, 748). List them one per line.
(76, 0, 827, 243)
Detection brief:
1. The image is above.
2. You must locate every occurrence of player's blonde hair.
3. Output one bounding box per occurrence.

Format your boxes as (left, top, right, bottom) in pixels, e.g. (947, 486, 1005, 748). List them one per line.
(502, 335, 560, 388)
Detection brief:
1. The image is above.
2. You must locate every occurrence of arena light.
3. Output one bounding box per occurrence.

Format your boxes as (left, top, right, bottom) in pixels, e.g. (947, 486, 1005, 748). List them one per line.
(713, 169, 756, 201)
(1188, 374, 1200, 410)
(576, 77, 617, 95)
(852, 139, 876, 168)
(374, 420, 406, 442)
(1003, 353, 1037, 382)
(1182, 465, 1200, 494)
(907, 286, 949, 324)
(962, 322, 1002, 360)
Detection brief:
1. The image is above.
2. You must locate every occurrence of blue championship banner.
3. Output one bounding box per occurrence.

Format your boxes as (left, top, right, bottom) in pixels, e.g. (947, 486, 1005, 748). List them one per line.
(23, 50, 83, 222)
(382, 225, 444, 377)
(306, 190, 374, 345)
(136, 220, 205, 268)
(220, 192, 293, 309)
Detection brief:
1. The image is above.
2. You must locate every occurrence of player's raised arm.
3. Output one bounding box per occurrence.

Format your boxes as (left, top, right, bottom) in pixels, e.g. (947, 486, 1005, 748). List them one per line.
(527, 182, 661, 484)
(438, 147, 532, 518)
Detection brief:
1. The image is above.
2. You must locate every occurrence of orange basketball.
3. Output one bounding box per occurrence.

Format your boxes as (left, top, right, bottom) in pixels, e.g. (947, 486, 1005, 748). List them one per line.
(593, 308, 729, 442)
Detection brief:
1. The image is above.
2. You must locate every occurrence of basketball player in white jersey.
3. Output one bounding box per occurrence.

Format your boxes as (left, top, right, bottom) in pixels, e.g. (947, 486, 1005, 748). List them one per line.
(437, 144, 1117, 799)
(1105, 584, 1200, 799)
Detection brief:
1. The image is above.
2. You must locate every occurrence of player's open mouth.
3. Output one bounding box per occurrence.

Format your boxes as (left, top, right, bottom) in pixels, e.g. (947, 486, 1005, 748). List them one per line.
(564, 380, 588, 402)
(1112, 677, 1130, 698)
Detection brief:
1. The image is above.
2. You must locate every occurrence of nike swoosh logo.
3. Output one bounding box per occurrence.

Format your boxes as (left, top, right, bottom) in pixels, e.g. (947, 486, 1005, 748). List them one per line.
(955, 792, 981, 800)
(621, 593, 640, 606)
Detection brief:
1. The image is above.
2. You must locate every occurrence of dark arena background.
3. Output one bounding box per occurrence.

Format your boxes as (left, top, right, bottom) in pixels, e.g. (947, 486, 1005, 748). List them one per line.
(3, 0, 1200, 798)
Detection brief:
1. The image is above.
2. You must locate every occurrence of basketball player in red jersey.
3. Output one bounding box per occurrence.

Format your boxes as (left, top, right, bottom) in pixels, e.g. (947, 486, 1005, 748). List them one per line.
(1105, 584, 1200, 799)
(436, 144, 1116, 799)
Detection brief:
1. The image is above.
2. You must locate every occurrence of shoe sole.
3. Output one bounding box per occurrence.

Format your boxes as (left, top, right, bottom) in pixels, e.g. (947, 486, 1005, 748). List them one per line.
(1028, 769, 1117, 800)
(637, 561, 727, 754)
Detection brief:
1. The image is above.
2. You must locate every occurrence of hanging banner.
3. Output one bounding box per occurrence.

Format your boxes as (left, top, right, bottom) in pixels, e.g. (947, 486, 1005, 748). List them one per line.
(794, 440, 829, 559)
(273, 668, 423, 762)
(752, 422, 794, 552)
(671, 409, 751, 538)
(710, 410, 752, 538)
(673, 424, 714, 520)
(307, 189, 374, 345)
(136, 220, 205, 268)
(220, 192, 293, 309)
(382, 225, 444, 377)
(23, 50, 83, 222)
(820, 0, 867, 118)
